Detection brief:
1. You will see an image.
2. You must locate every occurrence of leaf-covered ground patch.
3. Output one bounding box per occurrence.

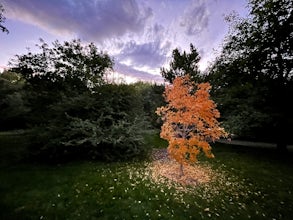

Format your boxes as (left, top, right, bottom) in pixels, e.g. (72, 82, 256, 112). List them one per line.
(149, 149, 212, 186)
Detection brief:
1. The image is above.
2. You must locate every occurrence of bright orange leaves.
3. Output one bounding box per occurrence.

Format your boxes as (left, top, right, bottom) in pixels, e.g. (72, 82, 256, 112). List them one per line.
(156, 75, 227, 165)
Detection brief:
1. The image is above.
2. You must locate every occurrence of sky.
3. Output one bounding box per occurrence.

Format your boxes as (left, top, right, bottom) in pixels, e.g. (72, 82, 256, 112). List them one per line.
(0, 0, 249, 83)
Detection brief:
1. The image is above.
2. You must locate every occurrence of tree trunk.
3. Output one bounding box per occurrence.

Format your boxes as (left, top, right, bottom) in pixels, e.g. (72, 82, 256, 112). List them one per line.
(179, 163, 184, 177)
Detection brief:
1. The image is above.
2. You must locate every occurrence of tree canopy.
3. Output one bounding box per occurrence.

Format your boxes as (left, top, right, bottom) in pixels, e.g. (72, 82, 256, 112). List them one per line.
(161, 44, 202, 83)
(10, 39, 113, 91)
(207, 0, 293, 151)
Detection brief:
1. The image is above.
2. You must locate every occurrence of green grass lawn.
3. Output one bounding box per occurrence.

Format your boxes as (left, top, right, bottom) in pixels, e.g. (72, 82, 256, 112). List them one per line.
(0, 132, 293, 219)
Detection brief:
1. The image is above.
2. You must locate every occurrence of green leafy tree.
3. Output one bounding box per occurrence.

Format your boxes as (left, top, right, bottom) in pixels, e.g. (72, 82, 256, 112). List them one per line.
(11, 39, 113, 90)
(10, 39, 113, 126)
(207, 0, 293, 151)
(0, 71, 29, 130)
(207, 55, 271, 140)
(161, 43, 202, 83)
(0, 4, 9, 33)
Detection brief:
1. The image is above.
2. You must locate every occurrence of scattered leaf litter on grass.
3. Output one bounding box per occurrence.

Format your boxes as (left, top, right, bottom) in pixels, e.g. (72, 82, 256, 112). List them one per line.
(149, 148, 214, 187)
(148, 148, 251, 196)
(145, 148, 267, 218)
(150, 160, 213, 186)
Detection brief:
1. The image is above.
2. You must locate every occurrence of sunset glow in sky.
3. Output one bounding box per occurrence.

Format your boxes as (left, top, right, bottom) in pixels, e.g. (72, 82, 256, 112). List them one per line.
(0, 0, 248, 83)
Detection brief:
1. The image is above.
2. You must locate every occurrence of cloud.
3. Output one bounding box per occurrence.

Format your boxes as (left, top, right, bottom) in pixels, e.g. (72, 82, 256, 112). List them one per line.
(2, 0, 152, 42)
(117, 40, 170, 68)
(114, 63, 164, 83)
(114, 23, 171, 69)
(180, 0, 209, 36)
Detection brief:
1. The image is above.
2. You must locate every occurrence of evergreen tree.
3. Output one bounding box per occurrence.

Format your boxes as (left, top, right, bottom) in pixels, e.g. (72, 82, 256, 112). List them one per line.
(161, 44, 202, 83)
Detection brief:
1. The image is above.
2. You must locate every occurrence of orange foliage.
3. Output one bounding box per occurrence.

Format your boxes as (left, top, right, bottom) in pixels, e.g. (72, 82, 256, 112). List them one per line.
(156, 75, 227, 166)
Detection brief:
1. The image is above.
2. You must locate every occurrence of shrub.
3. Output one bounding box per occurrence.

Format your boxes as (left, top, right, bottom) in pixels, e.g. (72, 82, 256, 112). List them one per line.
(29, 84, 151, 162)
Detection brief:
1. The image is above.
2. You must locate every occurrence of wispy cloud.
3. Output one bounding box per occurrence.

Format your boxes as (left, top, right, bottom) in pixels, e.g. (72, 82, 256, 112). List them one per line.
(114, 63, 164, 83)
(2, 0, 152, 41)
(180, 0, 209, 36)
(116, 27, 171, 68)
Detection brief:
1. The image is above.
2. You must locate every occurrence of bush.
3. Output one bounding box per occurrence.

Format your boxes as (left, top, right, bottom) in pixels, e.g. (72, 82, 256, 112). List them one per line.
(29, 84, 152, 162)
(133, 82, 165, 129)
(0, 72, 29, 130)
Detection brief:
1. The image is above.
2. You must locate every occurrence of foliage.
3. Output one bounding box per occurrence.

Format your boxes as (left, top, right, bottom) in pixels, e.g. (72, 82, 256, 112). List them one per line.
(29, 84, 151, 162)
(11, 39, 113, 90)
(9, 39, 113, 126)
(207, 0, 293, 148)
(0, 71, 29, 130)
(0, 3, 9, 33)
(133, 82, 165, 129)
(156, 75, 227, 170)
(8, 39, 152, 161)
(207, 64, 272, 140)
(161, 44, 202, 83)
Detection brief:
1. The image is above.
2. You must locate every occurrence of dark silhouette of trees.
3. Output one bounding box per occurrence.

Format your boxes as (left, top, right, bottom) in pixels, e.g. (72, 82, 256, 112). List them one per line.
(6, 39, 152, 161)
(207, 0, 293, 151)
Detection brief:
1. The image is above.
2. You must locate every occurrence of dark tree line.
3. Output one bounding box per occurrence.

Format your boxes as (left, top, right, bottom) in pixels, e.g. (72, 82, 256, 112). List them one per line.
(208, 0, 293, 151)
(0, 39, 164, 162)
(160, 0, 293, 151)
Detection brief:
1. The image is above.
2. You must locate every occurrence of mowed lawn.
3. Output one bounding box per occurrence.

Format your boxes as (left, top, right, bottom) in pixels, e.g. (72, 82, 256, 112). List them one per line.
(0, 132, 293, 219)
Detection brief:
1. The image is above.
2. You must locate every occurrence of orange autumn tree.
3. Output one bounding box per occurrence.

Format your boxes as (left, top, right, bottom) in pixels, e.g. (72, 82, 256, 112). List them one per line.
(156, 75, 227, 176)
